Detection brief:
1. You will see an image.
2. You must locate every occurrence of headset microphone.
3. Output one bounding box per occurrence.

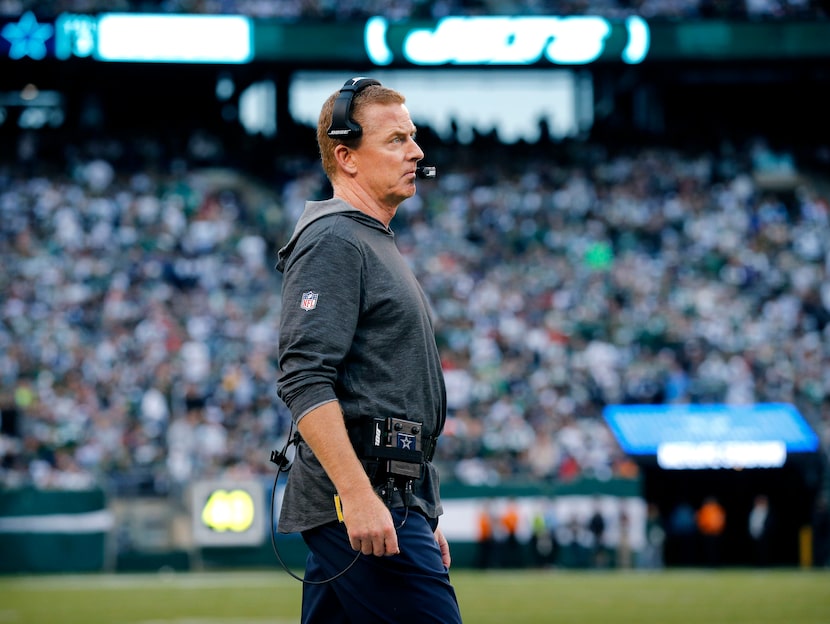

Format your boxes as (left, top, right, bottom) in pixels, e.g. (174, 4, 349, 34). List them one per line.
(416, 166, 437, 179)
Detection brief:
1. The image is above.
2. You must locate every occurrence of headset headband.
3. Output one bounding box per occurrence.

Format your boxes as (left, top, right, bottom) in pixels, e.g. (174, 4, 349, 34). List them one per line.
(326, 77, 381, 139)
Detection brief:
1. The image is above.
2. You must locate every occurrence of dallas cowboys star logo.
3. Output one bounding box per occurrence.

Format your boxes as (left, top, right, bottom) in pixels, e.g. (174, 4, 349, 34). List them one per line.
(2, 12, 53, 60)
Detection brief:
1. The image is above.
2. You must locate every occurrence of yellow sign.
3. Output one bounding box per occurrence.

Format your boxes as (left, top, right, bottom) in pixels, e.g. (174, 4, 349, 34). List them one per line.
(192, 480, 265, 546)
(201, 489, 255, 533)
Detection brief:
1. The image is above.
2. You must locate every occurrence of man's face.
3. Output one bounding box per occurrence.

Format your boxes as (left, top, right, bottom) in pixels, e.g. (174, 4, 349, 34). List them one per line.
(353, 102, 425, 208)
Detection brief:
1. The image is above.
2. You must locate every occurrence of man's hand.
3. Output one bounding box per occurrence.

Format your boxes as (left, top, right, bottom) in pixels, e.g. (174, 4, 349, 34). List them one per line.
(340, 489, 400, 556)
(435, 526, 452, 568)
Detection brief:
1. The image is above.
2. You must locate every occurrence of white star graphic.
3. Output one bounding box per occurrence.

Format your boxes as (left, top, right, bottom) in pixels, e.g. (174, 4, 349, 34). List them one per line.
(2, 12, 54, 60)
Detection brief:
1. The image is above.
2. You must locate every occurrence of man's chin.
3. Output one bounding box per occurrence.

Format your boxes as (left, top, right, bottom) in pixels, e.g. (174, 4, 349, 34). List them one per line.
(394, 186, 417, 203)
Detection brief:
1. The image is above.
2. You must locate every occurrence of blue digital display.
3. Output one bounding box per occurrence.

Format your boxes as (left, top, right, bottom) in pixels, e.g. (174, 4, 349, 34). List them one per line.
(603, 403, 820, 456)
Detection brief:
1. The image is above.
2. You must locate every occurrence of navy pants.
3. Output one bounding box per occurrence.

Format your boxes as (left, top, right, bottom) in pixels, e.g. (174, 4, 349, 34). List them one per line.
(300, 508, 463, 624)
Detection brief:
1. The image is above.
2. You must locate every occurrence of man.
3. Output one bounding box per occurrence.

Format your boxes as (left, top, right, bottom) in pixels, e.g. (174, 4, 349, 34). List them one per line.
(696, 496, 726, 567)
(748, 494, 773, 566)
(276, 77, 462, 624)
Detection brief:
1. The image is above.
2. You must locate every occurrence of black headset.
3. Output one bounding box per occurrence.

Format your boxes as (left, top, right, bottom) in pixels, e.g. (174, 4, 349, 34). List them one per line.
(326, 77, 381, 140)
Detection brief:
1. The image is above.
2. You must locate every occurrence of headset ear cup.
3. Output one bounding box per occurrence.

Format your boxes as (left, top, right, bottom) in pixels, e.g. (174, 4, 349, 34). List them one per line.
(326, 77, 381, 139)
(328, 91, 362, 138)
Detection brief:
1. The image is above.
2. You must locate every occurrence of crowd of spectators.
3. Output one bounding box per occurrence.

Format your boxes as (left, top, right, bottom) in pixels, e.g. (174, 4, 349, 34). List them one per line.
(1, 121, 829, 495)
(2, 0, 827, 21)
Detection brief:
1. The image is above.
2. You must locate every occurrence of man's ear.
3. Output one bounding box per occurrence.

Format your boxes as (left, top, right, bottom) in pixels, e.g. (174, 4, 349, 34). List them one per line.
(333, 144, 358, 176)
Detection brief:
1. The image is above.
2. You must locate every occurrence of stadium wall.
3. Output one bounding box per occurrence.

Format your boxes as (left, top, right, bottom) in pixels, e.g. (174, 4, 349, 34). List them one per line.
(0, 479, 641, 574)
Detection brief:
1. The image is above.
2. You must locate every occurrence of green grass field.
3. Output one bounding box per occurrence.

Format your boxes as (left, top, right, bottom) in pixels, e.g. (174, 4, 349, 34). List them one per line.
(1, 568, 828, 623)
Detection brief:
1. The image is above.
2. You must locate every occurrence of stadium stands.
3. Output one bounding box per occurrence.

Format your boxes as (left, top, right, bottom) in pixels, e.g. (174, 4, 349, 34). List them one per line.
(1, 126, 828, 494)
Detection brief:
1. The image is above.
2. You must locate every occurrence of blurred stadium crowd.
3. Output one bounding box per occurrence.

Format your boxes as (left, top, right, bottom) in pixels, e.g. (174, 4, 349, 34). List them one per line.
(1, 0, 829, 499)
(1, 121, 829, 494)
(2, 0, 827, 20)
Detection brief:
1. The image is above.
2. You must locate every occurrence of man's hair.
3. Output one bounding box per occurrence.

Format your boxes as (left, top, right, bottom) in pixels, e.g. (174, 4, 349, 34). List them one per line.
(317, 84, 406, 181)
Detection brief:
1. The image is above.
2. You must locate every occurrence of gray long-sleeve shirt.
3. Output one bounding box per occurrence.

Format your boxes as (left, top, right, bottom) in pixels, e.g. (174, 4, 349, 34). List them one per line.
(276, 198, 446, 534)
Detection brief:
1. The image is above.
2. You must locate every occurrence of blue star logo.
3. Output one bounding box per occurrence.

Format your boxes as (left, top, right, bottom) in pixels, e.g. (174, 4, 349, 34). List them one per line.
(2, 12, 53, 60)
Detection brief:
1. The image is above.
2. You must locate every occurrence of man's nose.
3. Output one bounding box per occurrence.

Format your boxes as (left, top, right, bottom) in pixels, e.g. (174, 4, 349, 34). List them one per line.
(411, 141, 425, 160)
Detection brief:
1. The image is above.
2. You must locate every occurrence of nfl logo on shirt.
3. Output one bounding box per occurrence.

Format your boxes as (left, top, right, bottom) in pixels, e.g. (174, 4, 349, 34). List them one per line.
(301, 291, 319, 311)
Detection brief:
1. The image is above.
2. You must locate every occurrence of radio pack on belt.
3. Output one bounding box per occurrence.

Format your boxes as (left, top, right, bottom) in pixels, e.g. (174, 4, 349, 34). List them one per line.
(351, 417, 425, 483)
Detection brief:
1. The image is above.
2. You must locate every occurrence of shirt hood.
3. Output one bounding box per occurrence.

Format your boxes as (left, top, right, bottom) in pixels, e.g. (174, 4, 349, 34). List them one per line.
(277, 198, 388, 272)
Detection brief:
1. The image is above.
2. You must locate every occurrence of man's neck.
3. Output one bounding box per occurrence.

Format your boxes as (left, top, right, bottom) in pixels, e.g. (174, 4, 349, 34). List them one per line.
(333, 186, 396, 228)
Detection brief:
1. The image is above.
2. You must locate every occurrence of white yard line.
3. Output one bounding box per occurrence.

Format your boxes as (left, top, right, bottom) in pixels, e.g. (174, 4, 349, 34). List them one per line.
(135, 620, 294, 624)
(1, 571, 295, 591)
